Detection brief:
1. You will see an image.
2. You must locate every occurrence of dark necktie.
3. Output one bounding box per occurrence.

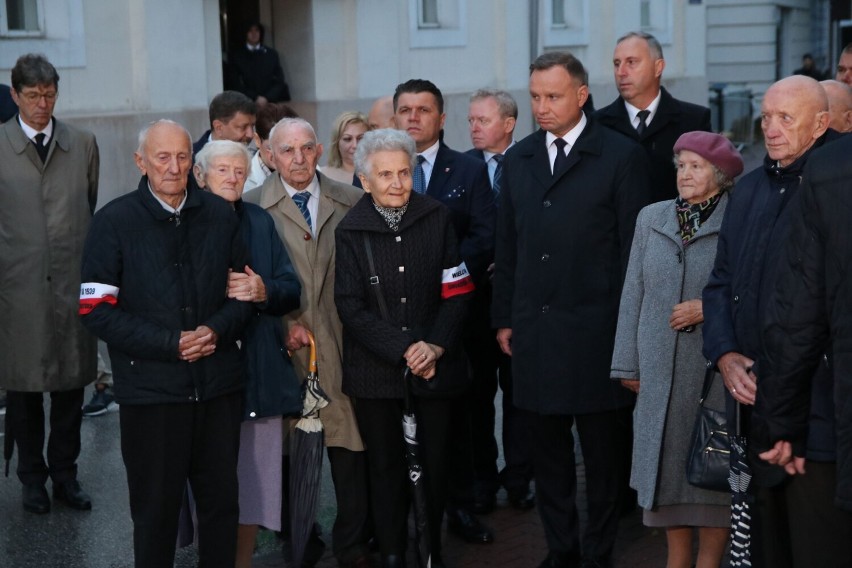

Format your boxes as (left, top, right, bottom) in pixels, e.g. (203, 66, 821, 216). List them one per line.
(636, 109, 651, 137)
(34, 133, 48, 163)
(413, 155, 426, 194)
(292, 191, 312, 230)
(553, 138, 569, 177)
(491, 153, 504, 194)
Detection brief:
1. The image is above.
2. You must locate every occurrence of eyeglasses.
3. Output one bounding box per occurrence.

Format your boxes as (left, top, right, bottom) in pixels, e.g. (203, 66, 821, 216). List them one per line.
(18, 91, 58, 103)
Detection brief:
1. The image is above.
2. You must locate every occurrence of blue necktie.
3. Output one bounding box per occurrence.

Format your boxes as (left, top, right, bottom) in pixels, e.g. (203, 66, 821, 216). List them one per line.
(491, 153, 504, 194)
(292, 191, 312, 230)
(413, 155, 426, 194)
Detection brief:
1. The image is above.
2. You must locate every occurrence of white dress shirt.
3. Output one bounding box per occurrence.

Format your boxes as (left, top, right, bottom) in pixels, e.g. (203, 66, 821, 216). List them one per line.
(624, 90, 662, 130)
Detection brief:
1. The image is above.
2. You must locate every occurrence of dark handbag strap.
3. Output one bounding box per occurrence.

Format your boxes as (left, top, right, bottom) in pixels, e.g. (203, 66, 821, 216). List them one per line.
(363, 233, 392, 322)
(699, 361, 716, 404)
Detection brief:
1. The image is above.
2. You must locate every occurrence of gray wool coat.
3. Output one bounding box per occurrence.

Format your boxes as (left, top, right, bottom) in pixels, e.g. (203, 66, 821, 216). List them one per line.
(611, 195, 729, 510)
(0, 118, 99, 392)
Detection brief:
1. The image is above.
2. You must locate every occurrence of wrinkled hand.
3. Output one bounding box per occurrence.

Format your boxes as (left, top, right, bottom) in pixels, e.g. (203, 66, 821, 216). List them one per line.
(404, 341, 444, 379)
(179, 325, 218, 362)
(718, 351, 757, 405)
(620, 379, 640, 394)
(496, 328, 512, 356)
(228, 266, 267, 303)
(759, 440, 807, 475)
(285, 323, 312, 352)
(670, 299, 703, 331)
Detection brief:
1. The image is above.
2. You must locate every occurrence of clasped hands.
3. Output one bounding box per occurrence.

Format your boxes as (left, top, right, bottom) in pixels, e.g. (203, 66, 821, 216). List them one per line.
(405, 341, 444, 380)
(179, 325, 218, 362)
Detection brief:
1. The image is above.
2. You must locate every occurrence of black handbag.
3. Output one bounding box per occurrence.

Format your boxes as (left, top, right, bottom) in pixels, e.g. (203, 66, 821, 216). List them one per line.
(686, 362, 731, 492)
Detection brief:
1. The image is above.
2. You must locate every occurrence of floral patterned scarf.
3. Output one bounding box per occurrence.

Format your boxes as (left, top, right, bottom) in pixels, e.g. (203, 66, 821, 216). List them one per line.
(372, 200, 409, 232)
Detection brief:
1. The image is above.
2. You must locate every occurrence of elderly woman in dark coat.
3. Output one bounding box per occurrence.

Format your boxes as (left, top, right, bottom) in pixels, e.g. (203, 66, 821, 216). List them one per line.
(611, 132, 744, 568)
(193, 140, 302, 568)
(335, 129, 473, 568)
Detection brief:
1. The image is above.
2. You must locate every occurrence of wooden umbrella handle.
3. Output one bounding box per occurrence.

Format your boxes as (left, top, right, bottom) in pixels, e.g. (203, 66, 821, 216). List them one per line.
(306, 330, 317, 374)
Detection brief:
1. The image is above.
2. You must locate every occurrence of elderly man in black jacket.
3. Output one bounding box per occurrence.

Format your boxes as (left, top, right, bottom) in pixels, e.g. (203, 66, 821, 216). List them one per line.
(755, 134, 852, 565)
(702, 75, 845, 567)
(493, 52, 652, 568)
(80, 120, 253, 568)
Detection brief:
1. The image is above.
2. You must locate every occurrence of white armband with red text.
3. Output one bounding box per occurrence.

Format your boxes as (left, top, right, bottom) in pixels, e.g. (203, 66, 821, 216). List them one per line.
(79, 282, 119, 315)
(441, 262, 475, 299)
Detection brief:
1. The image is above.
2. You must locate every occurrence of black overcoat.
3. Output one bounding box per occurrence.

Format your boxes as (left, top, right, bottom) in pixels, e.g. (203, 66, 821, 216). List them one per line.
(492, 116, 653, 415)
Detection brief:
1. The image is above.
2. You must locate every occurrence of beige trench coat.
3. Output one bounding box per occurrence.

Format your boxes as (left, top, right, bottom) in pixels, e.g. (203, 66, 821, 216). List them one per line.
(0, 118, 99, 392)
(248, 172, 364, 451)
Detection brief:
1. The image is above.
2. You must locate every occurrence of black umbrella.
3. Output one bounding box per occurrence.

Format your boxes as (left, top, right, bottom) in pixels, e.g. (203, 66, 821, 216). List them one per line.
(290, 332, 330, 568)
(403, 369, 432, 568)
(728, 404, 753, 567)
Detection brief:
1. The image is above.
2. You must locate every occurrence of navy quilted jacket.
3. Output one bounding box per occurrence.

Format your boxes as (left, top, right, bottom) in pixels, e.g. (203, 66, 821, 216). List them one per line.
(80, 177, 253, 405)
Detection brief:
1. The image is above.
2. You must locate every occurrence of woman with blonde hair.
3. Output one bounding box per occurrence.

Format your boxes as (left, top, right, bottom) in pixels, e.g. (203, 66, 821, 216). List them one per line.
(323, 111, 369, 183)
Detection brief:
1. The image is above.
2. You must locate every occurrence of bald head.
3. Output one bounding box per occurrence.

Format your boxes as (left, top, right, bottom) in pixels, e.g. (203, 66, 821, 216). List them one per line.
(760, 76, 829, 167)
(368, 96, 395, 130)
(820, 80, 852, 133)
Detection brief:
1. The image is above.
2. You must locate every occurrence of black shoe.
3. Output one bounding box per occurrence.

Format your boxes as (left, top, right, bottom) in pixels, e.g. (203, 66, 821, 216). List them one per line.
(538, 551, 579, 568)
(471, 492, 496, 514)
(507, 487, 536, 510)
(381, 554, 405, 568)
(579, 557, 610, 568)
(446, 507, 494, 544)
(53, 479, 92, 510)
(23, 483, 50, 514)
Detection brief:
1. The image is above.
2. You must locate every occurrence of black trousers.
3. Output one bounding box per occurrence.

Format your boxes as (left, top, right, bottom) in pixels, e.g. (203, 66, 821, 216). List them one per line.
(450, 282, 534, 504)
(354, 396, 452, 557)
(532, 407, 632, 562)
(327, 446, 371, 562)
(6, 388, 84, 485)
(119, 392, 242, 568)
(751, 460, 852, 568)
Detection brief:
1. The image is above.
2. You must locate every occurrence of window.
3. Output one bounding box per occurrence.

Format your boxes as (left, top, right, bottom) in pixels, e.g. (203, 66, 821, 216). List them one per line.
(1, 0, 44, 37)
(409, 0, 467, 48)
(543, 0, 589, 47)
(639, 0, 672, 43)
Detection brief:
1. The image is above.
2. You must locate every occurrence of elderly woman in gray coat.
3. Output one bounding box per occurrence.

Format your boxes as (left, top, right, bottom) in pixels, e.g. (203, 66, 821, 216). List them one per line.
(611, 131, 744, 568)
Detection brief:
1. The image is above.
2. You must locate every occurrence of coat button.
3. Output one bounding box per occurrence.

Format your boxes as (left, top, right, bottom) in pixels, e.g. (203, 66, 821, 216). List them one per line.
(541, 305, 549, 313)
(304, 233, 311, 240)
(541, 253, 550, 262)
(733, 295, 739, 303)
(543, 200, 552, 208)
(249, 411, 256, 418)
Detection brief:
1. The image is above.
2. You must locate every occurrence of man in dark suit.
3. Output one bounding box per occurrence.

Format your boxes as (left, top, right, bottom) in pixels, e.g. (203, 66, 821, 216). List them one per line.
(493, 52, 652, 568)
(393, 78, 497, 545)
(595, 31, 711, 203)
(192, 90, 257, 156)
(464, 89, 535, 513)
(229, 22, 291, 104)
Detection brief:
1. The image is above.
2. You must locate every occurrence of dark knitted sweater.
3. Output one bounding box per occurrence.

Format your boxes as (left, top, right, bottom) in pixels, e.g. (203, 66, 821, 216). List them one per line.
(334, 192, 472, 399)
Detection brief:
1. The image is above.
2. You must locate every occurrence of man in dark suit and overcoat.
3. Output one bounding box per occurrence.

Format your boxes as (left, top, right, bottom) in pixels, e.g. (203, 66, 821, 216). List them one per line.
(392, 79, 498, 545)
(595, 31, 711, 203)
(492, 52, 652, 568)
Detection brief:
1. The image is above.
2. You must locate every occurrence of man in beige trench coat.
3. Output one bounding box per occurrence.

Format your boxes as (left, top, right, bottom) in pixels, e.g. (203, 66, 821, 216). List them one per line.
(245, 117, 370, 568)
(0, 54, 99, 514)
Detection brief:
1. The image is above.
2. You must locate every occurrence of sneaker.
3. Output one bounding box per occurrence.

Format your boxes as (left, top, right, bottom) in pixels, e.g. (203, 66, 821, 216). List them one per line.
(82, 389, 118, 417)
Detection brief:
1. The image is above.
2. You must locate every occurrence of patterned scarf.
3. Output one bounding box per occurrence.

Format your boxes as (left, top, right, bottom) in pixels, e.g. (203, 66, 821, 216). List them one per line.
(675, 193, 722, 245)
(373, 200, 408, 232)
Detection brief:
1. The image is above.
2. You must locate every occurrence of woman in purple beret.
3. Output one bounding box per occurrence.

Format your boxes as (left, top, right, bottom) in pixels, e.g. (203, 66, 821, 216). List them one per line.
(611, 131, 744, 568)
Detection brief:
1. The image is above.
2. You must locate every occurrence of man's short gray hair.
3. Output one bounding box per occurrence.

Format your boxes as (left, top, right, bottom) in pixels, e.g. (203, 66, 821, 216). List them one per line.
(268, 117, 318, 149)
(136, 119, 192, 154)
(616, 31, 664, 60)
(470, 89, 518, 120)
(194, 140, 251, 178)
(354, 128, 416, 177)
